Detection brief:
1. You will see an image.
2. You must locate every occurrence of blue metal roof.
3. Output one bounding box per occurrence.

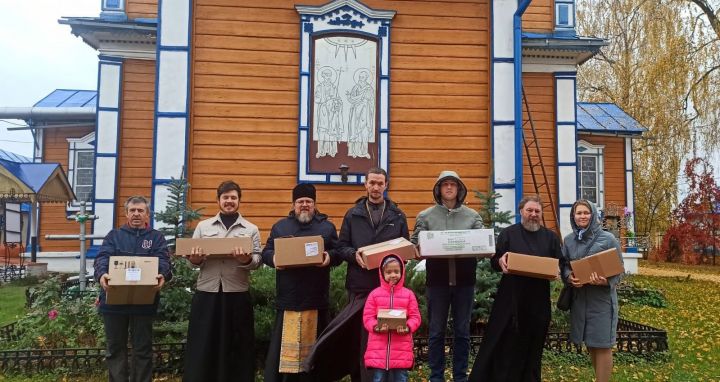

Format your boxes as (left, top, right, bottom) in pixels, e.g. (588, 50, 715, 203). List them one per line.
(577, 102, 647, 135)
(0, 151, 32, 211)
(0, 159, 62, 194)
(34, 89, 97, 108)
(0, 149, 31, 163)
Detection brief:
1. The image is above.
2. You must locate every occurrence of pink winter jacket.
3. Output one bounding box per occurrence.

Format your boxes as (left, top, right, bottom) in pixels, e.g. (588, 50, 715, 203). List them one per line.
(363, 255, 422, 370)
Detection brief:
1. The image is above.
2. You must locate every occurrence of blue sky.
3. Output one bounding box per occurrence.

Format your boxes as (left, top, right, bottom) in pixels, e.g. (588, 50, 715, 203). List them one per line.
(0, 0, 99, 158)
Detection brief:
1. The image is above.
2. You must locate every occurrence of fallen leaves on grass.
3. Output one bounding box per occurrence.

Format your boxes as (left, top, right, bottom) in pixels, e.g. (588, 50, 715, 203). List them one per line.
(543, 274, 720, 381)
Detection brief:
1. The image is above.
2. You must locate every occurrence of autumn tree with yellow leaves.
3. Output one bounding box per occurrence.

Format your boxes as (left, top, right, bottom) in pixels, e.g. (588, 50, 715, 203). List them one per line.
(577, 0, 720, 240)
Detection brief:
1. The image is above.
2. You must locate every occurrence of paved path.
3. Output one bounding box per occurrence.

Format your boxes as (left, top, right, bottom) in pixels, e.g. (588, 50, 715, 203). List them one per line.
(638, 266, 720, 284)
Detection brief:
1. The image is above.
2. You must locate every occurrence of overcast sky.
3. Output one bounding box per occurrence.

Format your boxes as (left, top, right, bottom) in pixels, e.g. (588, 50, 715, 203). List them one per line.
(0, 0, 99, 158)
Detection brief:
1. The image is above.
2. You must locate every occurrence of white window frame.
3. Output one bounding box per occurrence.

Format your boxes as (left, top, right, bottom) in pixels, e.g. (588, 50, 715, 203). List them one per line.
(577, 140, 605, 209)
(555, 0, 576, 29)
(67, 132, 96, 211)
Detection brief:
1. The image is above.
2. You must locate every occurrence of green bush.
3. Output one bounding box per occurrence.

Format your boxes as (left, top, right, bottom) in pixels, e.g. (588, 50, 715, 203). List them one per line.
(10, 277, 104, 349)
(473, 258, 500, 325)
(404, 260, 427, 333)
(249, 266, 277, 343)
(617, 278, 668, 308)
(157, 255, 198, 323)
(329, 263, 349, 316)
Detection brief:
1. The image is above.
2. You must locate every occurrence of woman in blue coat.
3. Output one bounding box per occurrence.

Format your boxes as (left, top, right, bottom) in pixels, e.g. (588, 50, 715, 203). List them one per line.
(561, 200, 623, 382)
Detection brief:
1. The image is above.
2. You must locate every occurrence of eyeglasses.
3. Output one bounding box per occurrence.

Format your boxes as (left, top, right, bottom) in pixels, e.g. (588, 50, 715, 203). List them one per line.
(295, 200, 315, 205)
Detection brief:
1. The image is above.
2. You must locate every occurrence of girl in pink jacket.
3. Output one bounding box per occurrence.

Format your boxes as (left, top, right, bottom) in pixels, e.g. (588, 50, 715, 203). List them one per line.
(363, 255, 422, 382)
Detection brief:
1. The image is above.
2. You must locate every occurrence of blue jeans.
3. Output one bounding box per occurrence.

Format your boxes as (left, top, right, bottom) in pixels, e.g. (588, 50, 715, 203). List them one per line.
(372, 368, 408, 382)
(426, 285, 474, 382)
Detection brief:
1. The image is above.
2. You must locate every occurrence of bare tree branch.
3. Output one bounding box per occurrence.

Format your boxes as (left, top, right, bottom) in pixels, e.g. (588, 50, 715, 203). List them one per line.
(683, 64, 720, 108)
(686, 0, 720, 37)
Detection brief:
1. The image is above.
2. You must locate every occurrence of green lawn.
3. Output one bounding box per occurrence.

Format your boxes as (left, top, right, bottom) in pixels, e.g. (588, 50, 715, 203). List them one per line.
(542, 274, 720, 381)
(0, 285, 27, 326)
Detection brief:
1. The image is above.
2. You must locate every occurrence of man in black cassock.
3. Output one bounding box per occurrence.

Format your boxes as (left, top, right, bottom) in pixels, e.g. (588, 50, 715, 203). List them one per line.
(469, 195, 563, 382)
(261, 183, 339, 382)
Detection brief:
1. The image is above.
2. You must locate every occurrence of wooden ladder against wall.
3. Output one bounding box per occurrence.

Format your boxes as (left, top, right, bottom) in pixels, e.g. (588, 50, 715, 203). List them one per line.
(521, 86, 560, 235)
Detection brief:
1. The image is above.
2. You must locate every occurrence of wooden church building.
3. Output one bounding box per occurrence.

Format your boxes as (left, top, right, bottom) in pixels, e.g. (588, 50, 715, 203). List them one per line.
(19, 0, 646, 256)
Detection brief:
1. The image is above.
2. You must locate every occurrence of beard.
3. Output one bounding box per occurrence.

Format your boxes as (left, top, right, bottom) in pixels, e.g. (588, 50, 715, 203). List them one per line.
(296, 210, 314, 224)
(521, 217, 542, 232)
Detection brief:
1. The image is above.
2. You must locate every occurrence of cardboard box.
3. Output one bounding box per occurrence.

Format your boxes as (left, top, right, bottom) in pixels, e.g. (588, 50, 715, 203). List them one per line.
(418, 229, 496, 258)
(175, 236, 253, 257)
(359, 237, 416, 270)
(506, 252, 559, 280)
(377, 308, 407, 329)
(570, 248, 624, 284)
(106, 256, 159, 305)
(273, 235, 325, 268)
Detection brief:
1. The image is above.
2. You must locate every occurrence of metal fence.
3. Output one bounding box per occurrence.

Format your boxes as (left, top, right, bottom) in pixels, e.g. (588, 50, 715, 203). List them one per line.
(0, 265, 25, 283)
(0, 343, 185, 375)
(0, 318, 668, 375)
(414, 318, 668, 362)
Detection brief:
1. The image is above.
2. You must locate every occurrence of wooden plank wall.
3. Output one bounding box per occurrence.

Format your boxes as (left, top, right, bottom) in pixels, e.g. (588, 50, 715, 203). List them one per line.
(126, 0, 158, 19)
(522, 73, 559, 231)
(115, 59, 157, 227)
(579, 135, 626, 208)
(38, 127, 94, 252)
(524, 0, 554, 32)
(190, 0, 492, 239)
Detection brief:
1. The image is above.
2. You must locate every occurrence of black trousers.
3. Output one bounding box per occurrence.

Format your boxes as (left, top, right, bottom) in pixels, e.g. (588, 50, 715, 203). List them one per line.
(102, 313, 154, 382)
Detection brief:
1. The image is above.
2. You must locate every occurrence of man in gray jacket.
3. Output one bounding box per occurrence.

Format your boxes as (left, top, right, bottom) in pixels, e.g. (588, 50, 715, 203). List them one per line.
(411, 170, 484, 382)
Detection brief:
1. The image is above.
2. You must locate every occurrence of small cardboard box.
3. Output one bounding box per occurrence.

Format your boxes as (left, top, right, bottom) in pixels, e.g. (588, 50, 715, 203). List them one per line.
(506, 252, 559, 280)
(377, 308, 407, 329)
(359, 237, 416, 270)
(273, 235, 324, 268)
(175, 236, 253, 257)
(418, 229, 496, 258)
(106, 256, 159, 305)
(570, 248, 624, 284)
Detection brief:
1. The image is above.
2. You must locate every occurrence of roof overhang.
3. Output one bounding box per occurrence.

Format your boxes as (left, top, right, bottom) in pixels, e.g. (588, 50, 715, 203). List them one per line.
(0, 162, 76, 203)
(577, 131, 644, 138)
(59, 17, 157, 60)
(522, 33, 608, 69)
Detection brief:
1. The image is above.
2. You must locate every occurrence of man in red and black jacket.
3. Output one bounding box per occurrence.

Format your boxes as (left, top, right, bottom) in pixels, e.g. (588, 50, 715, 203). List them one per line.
(94, 195, 172, 382)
